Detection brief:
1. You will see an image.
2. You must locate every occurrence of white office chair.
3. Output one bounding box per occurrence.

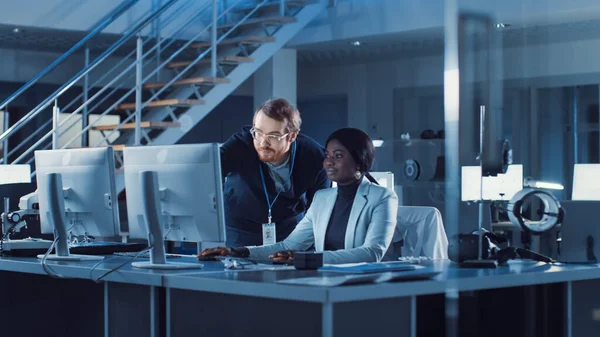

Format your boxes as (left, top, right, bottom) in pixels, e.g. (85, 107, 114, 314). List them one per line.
(393, 206, 449, 259)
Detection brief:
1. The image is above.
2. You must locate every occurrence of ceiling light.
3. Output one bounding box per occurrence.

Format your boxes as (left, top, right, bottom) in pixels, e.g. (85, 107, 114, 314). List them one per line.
(372, 139, 384, 148)
(349, 40, 362, 47)
(495, 23, 510, 28)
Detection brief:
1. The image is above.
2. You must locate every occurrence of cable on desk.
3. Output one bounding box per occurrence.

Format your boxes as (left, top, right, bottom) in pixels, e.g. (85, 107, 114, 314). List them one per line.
(41, 237, 65, 279)
(40, 224, 76, 279)
(89, 245, 155, 283)
(90, 227, 177, 282)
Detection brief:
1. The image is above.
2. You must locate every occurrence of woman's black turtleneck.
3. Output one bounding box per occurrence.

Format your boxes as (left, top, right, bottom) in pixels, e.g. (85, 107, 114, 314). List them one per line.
(324, 178, 362, 251)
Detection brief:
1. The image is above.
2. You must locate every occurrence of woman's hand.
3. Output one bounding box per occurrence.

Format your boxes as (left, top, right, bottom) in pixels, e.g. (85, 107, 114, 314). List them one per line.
(197, 247, 232, 260)
(197, 247, 250, 260)
(269, 250, 295, 261)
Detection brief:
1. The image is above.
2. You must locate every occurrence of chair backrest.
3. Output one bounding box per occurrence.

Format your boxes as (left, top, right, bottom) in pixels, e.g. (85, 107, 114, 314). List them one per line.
(395, 206, 448, 259)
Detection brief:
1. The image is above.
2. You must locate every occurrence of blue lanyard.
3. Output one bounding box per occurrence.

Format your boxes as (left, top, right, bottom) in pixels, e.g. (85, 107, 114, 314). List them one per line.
(259, 141, 296, 224)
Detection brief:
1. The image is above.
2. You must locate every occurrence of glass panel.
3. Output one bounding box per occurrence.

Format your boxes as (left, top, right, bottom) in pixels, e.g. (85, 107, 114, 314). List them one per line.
(444, 1, 600, 336)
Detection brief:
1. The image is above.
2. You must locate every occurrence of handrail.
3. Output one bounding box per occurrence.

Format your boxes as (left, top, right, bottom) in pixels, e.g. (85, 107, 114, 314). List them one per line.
(8, 0, 211, 163)
(87, 0, 269, 148)
(57, 0, 197, 116)
(8, 0, 288, 168)
(0, 0, 140, 112)
(56, 0, 214, 143)
(0, 0, 180, 144)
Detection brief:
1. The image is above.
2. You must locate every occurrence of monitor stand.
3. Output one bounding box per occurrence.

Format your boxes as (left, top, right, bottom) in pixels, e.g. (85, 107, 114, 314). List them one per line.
(132, 171, 203, 270)
(37, 173, 104, 261)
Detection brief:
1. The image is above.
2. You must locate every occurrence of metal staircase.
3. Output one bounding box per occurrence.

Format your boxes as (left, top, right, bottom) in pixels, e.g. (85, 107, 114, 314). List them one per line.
(0, 0, 327, 191)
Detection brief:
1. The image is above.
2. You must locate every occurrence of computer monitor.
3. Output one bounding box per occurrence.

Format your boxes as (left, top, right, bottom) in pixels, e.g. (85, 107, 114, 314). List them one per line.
(369, 172, 394, 191)
(34, 147, 120, 261)
(331, 172, 394, 190)
(123, 143, 226, 269)
(461, 164, 523, 201)
(572, 164, 600, 200)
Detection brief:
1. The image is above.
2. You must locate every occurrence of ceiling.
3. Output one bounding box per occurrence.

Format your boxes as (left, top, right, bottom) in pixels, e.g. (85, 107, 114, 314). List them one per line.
(3, 16, 600, 66)
(0, 23, 190, 58)
(295, 18, 600, 66)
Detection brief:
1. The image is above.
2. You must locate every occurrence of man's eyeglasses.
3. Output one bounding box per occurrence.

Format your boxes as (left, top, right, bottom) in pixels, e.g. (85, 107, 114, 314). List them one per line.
(250, 128, 289, 143)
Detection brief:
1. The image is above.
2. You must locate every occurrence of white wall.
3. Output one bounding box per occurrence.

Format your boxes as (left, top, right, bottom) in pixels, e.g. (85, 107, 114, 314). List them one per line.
(298, 35, 600, 120)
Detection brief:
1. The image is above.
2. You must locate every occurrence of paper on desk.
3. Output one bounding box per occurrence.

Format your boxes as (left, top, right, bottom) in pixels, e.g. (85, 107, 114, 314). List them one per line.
(277, 274, 382, 287)
(276, 267, 437, 287)
(319, 261, 417, 274)
(0, 165, 31, 185)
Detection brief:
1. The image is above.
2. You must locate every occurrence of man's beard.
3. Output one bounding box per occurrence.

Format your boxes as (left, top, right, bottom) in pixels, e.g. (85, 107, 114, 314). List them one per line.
(257, 147, 281, 163)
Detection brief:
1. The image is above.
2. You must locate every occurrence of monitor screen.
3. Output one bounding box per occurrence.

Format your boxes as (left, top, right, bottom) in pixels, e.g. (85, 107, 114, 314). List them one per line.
(331, 172, 394, 190)
(461, 164, 523, 201)
(572, 164, 600, 200)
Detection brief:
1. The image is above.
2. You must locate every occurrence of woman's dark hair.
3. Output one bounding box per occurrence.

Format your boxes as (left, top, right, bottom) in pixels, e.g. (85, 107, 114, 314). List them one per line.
(326, 128, 378, 184)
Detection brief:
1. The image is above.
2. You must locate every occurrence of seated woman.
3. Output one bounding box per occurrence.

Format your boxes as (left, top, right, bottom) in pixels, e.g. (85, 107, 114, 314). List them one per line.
(199, 128, 398, 264)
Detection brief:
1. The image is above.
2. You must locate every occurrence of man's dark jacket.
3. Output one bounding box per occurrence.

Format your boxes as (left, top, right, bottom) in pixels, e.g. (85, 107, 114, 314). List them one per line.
(220, 126, 330, 246)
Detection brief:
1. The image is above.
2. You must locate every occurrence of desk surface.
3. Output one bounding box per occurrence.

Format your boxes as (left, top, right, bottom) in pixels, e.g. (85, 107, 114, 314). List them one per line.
(0, 255, 221, 286)
(163, 259, 600, 303)
(1, 256, 599, 303)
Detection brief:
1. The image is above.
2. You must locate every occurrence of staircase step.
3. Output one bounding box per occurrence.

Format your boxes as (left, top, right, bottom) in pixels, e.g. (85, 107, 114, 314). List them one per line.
(143, 77, 229, 89)
(112, 144, 125, 152)
(165, 56, 254, 69)
(234, 1, 316, 13)
(115, 99, 205, 111)
(190, 35, 275, 49)
(217, 16, 297, 31)
(92, 121, 181, 131)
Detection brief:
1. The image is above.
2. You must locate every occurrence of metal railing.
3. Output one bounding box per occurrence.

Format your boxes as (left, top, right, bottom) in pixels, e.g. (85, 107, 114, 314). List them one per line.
(0, 0, 140, 144)
(1, 0, 295, 172)
(0, 0, 186, 164)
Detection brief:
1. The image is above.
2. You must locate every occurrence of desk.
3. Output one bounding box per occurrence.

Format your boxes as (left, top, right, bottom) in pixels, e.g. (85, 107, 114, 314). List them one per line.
(0, 255, 221, 337)
(163, 260, 600, 337)
(0, 256, 599, 337)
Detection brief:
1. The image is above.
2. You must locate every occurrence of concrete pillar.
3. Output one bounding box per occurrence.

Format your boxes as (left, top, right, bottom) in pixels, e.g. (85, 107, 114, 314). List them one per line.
(253, 49, 297, 110)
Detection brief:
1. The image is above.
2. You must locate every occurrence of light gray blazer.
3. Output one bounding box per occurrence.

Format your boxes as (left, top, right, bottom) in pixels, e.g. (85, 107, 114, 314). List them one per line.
(247, 177, 398, 264)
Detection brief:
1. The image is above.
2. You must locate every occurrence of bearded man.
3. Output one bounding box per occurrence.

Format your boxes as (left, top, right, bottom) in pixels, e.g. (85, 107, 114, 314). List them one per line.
(219, 98, 330, 247)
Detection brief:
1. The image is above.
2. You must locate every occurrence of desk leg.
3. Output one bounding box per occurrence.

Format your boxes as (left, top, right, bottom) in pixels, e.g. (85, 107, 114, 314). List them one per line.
(566, 281, 572, 337)
(150, 285, 158, 337)
(166, 287, 171, 337)
(322, 302, 333, 337)
(411, 295, 417, 337)
(105, 282, 164, 337)
(104, 282, 109, 337)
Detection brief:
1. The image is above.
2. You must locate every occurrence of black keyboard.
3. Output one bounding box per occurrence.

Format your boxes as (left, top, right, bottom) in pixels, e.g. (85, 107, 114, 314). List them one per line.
(113, 251, 181, 259)
(68, 242, 147, 255)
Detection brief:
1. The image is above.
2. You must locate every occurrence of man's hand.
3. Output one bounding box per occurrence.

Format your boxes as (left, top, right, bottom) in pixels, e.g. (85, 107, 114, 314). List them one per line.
(269, 250, 295, 261)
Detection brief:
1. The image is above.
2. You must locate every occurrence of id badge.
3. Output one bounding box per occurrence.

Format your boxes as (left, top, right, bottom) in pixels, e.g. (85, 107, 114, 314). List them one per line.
(262, 222, 276, 246)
